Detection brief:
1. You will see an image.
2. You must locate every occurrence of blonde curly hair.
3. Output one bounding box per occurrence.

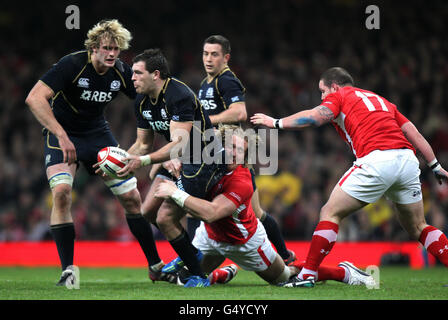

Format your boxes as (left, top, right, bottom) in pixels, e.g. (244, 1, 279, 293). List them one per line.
(84, 19, 132, 52)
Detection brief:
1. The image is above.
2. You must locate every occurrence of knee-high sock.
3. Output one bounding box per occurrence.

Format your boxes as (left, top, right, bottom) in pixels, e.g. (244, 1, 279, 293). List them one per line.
(50, 223, 75, 271)
(261, 213, 289, 259)
(299, 221, 339, 279)
(419, 225, 448, 267)
(126, 213, 161, 266)
(169, 230, 205, 278)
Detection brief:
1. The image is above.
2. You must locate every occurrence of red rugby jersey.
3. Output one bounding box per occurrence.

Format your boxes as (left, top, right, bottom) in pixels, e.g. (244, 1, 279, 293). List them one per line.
(204, 165, 258, 244)
(321, 86, 414, 158)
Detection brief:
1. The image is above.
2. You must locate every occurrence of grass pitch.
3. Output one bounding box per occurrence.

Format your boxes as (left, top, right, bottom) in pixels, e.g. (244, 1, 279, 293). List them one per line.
(0, 266, 447, 300)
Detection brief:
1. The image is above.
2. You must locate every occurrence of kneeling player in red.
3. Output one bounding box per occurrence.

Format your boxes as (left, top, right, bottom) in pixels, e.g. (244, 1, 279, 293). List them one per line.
(155, 125, 374, 287)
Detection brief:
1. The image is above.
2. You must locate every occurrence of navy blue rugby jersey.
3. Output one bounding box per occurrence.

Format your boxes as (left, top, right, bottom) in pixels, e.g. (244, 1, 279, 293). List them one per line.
(197, 67, 245, 121)
(40, 50, 136, 135)
(135, 77, 216, 161)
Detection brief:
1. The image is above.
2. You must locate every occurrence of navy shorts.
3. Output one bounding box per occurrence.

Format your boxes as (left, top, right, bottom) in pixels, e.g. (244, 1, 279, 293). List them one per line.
(43, 128, 118, 175)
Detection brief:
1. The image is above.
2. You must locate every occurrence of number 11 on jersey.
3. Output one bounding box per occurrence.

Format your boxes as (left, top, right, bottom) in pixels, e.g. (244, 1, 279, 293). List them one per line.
(355, 90, 389, 112)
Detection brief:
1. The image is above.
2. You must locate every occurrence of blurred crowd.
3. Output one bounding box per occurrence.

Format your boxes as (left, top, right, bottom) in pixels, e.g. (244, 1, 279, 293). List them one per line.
(1, 0, 448, 242)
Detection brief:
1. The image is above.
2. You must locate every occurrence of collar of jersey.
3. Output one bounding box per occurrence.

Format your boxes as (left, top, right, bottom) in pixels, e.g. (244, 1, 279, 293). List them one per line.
(149, 78, 171, 105)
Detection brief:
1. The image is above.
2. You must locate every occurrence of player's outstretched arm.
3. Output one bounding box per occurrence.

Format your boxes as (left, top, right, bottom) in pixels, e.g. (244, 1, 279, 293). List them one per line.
(250, 105, 334, 130)
(25, 81, 77, 164)
(154, 180, 236, 223)
(401, 121, 448, 184)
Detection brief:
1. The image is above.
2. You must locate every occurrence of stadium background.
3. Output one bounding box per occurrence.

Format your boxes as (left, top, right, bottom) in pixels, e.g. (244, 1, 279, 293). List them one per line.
(1, 1, 447, 266)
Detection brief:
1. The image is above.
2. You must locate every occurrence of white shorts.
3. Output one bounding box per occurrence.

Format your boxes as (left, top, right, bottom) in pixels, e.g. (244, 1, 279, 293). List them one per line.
(339, 149, 422, 204)
(192, 220, 277, 272)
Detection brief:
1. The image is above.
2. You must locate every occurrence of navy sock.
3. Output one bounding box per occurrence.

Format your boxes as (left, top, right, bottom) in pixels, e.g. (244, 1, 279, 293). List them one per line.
(126, 213, 161, 266)
(261, 213, 289, 259)
(50, 223, 75, 270)
(169, 230, 204, 278)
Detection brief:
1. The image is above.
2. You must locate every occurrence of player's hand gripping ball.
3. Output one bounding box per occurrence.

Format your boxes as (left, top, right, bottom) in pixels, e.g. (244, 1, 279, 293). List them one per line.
(97, 146, 129, 179)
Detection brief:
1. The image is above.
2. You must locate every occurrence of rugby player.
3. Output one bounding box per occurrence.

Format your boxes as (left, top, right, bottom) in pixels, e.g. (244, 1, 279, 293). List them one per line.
(155, 126, 374, 287)
(251, 67, 448, 287)
(191, 35, 296, 265)
(117, 48, 226, 287)
(25, 20, 163, 286)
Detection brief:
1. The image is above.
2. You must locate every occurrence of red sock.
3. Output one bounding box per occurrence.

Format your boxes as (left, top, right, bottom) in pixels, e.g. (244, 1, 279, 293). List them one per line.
(293, 261, 345, 282)
(209, 268, 230, 284)
(301, 221, 339, 279)
(315, 265, 345, 282)
(419, 226, 448, 267)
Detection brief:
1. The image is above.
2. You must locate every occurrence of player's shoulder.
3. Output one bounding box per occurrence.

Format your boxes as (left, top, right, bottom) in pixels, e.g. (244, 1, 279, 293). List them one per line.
(229, 165, 252, 183)
(57, 50, 89, 68)
(223, 166, 253, 196)
(166, 77, 196, 99)
(113, 58, 132, 74)
(217, 67, 241, 82)
(215, 67, 245, 91)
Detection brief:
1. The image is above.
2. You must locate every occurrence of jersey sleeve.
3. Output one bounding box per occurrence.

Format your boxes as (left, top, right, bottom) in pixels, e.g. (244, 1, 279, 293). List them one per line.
(221, 178, 253, 208)
(134, 95, 150, 129)
(320, 91, 343, 118)
(40, 54, 79, 94)
(393, 105, 411, 127)
(168, 95, 195, 122)
(216, 75, 245, 107)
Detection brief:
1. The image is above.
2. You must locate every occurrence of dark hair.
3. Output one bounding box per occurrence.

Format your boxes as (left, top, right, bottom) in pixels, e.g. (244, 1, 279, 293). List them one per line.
(133, 48, 170, 79)
(320, 67, 354, 87)
(204, 35, 231, 55)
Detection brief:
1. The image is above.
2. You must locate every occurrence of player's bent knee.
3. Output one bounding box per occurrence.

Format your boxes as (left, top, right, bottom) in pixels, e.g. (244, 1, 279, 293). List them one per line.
(105, 176, 137, 195)
(155, 213, 173, 230)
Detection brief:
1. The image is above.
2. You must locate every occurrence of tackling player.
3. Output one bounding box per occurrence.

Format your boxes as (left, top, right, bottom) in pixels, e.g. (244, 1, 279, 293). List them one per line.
(117, 48, 226, 287)
(25, 20, 164, 286)
(192, 35, 295, 265)
(251, 67, 448, 287)
(155, 125, 375, 287)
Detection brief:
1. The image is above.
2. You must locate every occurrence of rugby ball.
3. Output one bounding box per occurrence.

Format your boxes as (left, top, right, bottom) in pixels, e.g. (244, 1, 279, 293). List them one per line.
(97, 146, 129, 179)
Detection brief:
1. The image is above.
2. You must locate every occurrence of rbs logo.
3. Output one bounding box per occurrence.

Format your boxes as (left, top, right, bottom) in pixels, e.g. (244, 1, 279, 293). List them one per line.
(80, 90, 113, 102)
(149, 121, 170, 131)
(200, 99, 217, 110)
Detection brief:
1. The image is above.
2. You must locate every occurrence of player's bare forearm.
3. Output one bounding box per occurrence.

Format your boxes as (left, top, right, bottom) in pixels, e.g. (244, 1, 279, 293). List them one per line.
(127, 129, 154, 156)
(183, 195, 234, 223)
(401, 122, 436, 163)
(209, 102, 247, 125)
(26, 92, 67, 138)
(283, 106, 334, 129)
(251, 105, 333, 129)
(148, 138, 186, 164)
(154, 180, 234, 222)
